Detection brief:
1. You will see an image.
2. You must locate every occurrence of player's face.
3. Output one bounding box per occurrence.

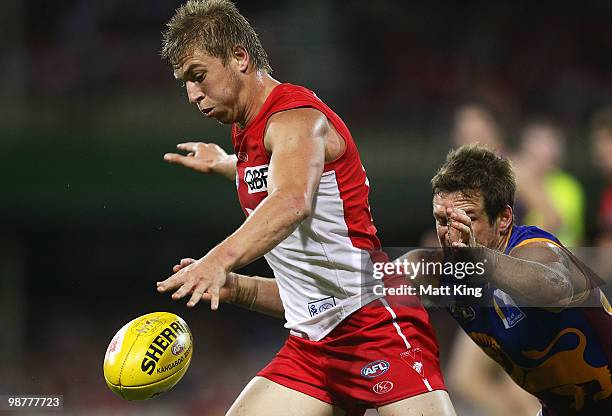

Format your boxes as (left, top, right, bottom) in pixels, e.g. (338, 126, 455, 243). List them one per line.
(433, 191, 500, 249)
(174, 49, 243, 124)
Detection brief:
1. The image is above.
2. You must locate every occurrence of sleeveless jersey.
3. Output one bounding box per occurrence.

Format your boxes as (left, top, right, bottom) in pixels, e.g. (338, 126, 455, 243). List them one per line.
(448, 225, 612, 415)
(231, 83, 382, 341)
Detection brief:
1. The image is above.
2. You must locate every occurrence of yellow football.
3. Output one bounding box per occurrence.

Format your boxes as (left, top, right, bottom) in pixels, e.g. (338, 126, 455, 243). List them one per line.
(103, 312, 193, 400)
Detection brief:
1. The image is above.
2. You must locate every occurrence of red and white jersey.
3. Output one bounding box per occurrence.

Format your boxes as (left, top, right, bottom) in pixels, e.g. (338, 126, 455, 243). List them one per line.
(232, 83, 382, 341)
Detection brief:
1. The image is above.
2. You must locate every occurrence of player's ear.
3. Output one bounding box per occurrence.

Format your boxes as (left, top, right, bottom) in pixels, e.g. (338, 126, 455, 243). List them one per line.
(231, 45, 249, 73)
(497, 205, 513, 233)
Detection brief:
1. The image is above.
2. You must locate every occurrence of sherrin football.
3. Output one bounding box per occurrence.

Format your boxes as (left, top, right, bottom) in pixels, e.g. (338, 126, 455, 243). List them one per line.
(103, 312, 193, 400)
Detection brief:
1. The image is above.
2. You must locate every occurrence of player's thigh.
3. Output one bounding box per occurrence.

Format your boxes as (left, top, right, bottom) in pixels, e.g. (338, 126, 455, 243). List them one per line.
(377, 390, 456, 416)
(226, 376, 345, 416)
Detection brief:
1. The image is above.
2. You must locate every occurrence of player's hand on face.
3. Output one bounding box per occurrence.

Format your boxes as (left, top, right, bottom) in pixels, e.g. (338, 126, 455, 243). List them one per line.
(446, 207, 477, 248)
(157, 255, 232, 310)
(163, 142, 229, 174)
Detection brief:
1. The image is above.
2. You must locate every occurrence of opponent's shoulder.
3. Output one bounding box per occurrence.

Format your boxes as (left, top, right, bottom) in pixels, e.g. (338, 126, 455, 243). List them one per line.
(506, 224, 561, 253)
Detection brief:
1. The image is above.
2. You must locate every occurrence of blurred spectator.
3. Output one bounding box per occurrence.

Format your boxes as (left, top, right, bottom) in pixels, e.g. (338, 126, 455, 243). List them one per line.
(590, 108, 612, 246)
(451, 103, 505, 153)
(513, 118, 585, 246)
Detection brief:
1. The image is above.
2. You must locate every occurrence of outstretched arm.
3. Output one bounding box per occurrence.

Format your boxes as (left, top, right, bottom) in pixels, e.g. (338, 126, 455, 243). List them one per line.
(157, 108, 327, 309)
(164, 142, 237, 181)
(446, 207, 587, 306)
(168, 258, 285, 318)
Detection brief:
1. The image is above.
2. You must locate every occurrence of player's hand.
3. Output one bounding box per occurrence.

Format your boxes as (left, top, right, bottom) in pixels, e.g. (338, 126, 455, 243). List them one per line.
(164, 142, 231, 174)
(446, 207, 477, 248)
(157, 255, 231, 310)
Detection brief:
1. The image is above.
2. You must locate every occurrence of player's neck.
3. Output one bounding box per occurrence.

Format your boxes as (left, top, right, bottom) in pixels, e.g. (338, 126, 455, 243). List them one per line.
(493, 228, 511, 252)
(237, 72, 281, 129)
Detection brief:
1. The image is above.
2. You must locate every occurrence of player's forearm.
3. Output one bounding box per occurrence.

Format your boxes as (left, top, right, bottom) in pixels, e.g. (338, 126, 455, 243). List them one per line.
(216, 154, 238, 181)
(230, 272, 284, 318)
(211, 189, 310, 272)
(481, 247, 572, 305)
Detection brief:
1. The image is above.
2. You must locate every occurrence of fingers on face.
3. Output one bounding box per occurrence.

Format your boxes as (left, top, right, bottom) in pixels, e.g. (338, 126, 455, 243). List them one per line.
(449, 208, 471, 225)
(450, 219, 471, 235)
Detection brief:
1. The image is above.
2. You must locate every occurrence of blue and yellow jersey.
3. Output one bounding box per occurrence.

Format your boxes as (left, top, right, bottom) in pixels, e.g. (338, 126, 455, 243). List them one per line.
(448, 225, 612, 415)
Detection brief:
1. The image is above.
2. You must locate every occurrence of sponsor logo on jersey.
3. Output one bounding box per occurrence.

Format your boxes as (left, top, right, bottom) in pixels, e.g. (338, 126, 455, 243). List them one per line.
(307, 296, 337, 317)
(361, 360, 390, 378)
(244, 164, 269, 194)
(372, 380, 394, 394)
(493, 289, 525, 329)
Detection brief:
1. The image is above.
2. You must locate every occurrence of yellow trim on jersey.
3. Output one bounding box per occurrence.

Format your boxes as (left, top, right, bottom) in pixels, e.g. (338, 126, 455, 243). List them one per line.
(513, 237, 562, 249)
(493, 297, 505, 322)
(601, 291, 612, 316)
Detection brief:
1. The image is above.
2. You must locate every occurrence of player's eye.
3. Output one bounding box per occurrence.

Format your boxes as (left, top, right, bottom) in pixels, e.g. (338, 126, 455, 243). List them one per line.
(194, 73, 205, 83)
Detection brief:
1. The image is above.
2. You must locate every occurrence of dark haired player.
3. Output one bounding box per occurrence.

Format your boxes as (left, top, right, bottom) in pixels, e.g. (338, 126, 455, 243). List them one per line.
(428, 144, 612, 415)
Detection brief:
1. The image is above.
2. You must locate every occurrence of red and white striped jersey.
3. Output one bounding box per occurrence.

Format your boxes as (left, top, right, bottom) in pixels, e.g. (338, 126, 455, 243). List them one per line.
(232, 83, 382, 340)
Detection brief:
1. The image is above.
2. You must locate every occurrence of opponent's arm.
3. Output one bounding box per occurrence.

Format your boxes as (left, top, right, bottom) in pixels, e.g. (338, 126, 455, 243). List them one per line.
(164, 142, 237, 181)
(394, 248, 444, 306)
(158, 108, 326, 309)
(447, 208, 586, 306)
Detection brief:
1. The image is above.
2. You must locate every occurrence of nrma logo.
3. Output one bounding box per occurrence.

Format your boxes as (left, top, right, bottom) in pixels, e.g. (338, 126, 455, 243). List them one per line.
(361, 360, 390, 378)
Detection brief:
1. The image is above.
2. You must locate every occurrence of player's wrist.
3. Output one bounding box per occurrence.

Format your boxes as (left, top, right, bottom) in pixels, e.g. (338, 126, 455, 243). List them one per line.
(207, 244, 238, 273)
(229, 273, 258, 308)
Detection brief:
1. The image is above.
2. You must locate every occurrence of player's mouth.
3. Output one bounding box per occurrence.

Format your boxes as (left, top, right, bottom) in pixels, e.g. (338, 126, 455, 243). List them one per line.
(200, 107, 214, 117)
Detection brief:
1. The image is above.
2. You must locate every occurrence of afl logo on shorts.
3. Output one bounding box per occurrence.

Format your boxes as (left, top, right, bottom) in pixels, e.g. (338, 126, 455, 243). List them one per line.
(244, 164, 269, 194)
(361, 360, 390, 378)
(372, 380, 394, 394)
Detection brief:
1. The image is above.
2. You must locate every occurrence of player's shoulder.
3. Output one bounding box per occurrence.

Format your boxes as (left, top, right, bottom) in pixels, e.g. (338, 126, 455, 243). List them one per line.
(270, 83, 319, 102)
(506, 224, 561, 253)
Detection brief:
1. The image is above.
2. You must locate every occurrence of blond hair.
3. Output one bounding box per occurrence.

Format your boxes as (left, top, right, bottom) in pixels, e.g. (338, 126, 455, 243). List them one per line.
(161, 0, 272, 72)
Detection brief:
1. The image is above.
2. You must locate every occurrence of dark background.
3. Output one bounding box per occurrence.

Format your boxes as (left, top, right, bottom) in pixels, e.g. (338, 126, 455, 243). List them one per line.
(1, 1, 611, 415)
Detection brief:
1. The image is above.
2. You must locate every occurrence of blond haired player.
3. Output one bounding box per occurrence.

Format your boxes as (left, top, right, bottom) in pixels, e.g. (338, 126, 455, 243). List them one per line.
(156, 1, 456, 415)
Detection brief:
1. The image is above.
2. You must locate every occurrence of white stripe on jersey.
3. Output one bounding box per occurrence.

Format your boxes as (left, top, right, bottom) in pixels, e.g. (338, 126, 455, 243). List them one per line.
(263, 170, 381, 341)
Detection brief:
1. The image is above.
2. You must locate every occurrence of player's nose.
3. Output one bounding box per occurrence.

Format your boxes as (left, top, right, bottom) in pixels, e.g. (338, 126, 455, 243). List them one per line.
(186, 81, 204, 105)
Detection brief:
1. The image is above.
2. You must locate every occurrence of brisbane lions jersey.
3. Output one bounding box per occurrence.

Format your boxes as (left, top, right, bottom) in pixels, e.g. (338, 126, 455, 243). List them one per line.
(449, 225, 612, 415)
(231, 83, 382, 341)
